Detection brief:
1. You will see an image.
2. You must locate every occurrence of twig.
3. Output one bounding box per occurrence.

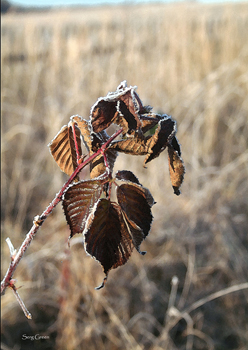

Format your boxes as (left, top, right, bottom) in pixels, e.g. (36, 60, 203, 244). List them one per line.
(168, 282, 248, 333)
(157, 279, 248, 349)
(1, 128, 123, 298)
(6, 238, 17, 259)
(100, 296, 143, 350)
(185, 329, 214, 350)
(177, 245, 195, 310)
(166, 275, 179, 323)
(3, 236, 32, 318)
(184, 282, 248, 315)
(11, 283, 32, 320)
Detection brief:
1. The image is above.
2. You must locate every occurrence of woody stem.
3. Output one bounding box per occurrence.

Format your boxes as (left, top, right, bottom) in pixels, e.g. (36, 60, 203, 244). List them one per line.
(1, 128, 123, 297)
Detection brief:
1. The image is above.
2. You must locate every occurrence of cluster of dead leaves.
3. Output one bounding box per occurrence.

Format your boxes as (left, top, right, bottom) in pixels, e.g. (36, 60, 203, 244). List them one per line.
(48, 81, 185, 288)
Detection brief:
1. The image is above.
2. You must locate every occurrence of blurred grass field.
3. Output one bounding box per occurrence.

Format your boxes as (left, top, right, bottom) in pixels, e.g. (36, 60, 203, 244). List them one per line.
(1, 2, 248, 349)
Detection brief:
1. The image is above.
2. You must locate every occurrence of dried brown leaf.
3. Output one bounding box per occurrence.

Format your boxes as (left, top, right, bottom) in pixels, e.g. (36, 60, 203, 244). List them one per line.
(115, 170, 140, 185)
(140, 113, 161, 134)
(116, 97, 141, 133)
(48, 122, 82, 176)
(168, 145, 185, 195)
(83, 199, 134, 288)
(144, 116, 176, 165)
(71, 115, 92, 153)
(121, 211, 146, 255)
(110, 137, 147, 156)
(116, 183, 154, 237)
(90, 154, 106, 179)
(90, 81, 143, 135)
(170, 135, 182, 156)
(90, 100, 119, 134)
(90, 131, 118, 179)
(62, 179, 104, 239)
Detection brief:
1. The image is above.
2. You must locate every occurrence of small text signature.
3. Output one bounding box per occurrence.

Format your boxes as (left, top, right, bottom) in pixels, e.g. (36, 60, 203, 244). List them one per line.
(22, 334, 50, 341)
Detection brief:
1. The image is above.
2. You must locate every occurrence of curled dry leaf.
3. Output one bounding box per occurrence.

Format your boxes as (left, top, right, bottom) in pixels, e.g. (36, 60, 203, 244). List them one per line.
(167, 145, 185, 195)
(71, 115, 92, 153)
(116, 100, 138, 133)
(83, 199, 134, 289)
(90, 131, 118, 179)
(72, 116, 118, 179)
(121, 210, 146, 255)
(90, 100, 118, 134)
(170, 134, 182, 156)
(110, 136, 147, 156)
(48, 122, 82, 176)
(140, 113, 161, 134)
(144, 116, 176, 165)
(89, 155, 106, 179)
(89, 149, 118, 179)
(62, 179, 104, 240)
(116, 182, 154, 237)
(90, 81, 143, 135)
(114, 83, 143, 133)
(115, 170, 141, 185)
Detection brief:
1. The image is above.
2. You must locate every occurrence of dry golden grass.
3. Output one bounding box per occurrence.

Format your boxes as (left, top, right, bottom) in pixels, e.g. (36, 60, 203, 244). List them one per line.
(1, 2, 248, 350)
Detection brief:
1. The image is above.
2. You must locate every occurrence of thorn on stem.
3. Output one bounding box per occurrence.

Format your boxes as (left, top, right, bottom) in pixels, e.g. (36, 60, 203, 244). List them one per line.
(33, 215, 43, 227)
(78, 155, 87, 164)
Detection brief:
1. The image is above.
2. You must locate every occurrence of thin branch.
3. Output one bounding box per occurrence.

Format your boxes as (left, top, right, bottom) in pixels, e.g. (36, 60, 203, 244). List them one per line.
(11, 283, 32, 319)
(6, 238, 17, 259)
(157, 280, 248, 349)
(184, 282, 248, 315)
(177, 245, 195, 310)
(167, 282, 248, 333)
(1, 128, 123, 297)
(166, 275, 179, 323)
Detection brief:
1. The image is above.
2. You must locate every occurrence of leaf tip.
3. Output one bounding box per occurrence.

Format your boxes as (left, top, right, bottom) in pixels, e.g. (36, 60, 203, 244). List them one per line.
(173, 187, 181, 196)
(95, 276, 108, 290)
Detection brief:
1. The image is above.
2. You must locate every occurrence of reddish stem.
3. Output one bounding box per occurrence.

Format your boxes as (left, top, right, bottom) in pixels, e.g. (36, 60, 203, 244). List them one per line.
(101, 149, 110, 175)
(1, 128, 123, 296)
(71, 121, 81, 165)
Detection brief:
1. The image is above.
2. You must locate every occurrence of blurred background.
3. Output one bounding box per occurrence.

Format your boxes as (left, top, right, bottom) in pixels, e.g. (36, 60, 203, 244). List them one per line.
(1, 1, 248, 349)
